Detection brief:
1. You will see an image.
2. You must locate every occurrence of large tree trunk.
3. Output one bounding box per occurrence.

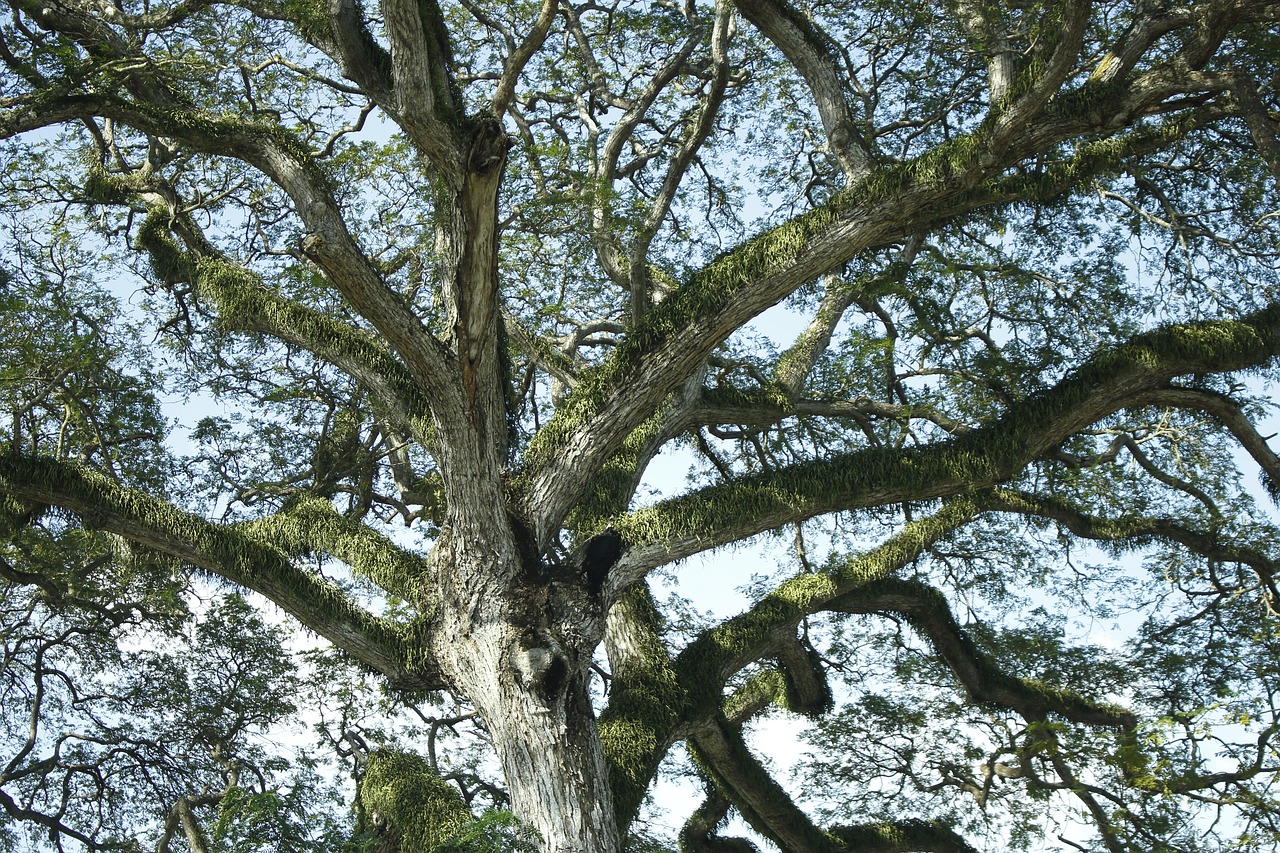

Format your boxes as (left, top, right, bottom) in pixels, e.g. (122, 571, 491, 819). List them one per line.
(415, 113, 623, 853)
(430, 532, 622, 853)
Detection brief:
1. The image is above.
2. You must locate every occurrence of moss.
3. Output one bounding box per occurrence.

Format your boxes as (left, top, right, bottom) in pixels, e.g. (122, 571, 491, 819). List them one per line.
(779, 646, 833, 718)
(0, 450, 425, 678)
(360, 749, 471, 850)
(131, 230, 436, 447)
(674, 502, 979, 718)
(612, 305, 1280, 556)
(829, 819, 978, 852)
(120, 97, 333, 191)
(687, 716, 840, 853)
(597, 587, 687, 831)
(567, 408, 671, 531)
(281, 0, 331, 43)
(722, 669, 788, 722)
(136, 209, 194, 284)
(241, 495, 430, 606)
(83, 168, 149, 205)
(0, 494, 48, 536)
(514, 131, 994, 494)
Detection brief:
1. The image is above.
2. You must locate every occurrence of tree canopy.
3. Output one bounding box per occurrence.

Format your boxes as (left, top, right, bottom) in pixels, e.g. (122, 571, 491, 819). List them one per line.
(2, 0, 1280, 850)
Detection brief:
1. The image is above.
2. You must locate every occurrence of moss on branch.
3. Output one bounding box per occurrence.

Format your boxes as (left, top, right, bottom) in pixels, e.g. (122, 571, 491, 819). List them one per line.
(831, 576, 1136, 730)
(240, 494, 432, 606)
(674, 501, 979, 719)
(828, 819, 979, 853)
(597, 586, 687, 832)
(689, 715, 840, 853)
(137, 210, 436, 447)
(359, 749, 470, 849)
(617, 305, 1280, 555)
(0, 450, 435, 685)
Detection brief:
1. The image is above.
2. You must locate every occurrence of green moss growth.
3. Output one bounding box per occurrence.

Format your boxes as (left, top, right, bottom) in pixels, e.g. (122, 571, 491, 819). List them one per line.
(611, 305, 1280, 558)
(674, 502, 979, 719)
(722, 669, 787, 722)
(281, 0, 331, 43)
(687, 716, 839, 853)
(829, 819, 977, 852)
(597, 587, 688, 831)
(136, 209, 194, 284)
(514, 129, 996, 494)
(121, 98, 333, 191)
(0, 494, 48, 536)
(0, 450, 424, 679)
(779, 646, 833, 718)
(83, 168, 149, 205)
(134, 216, 436, 448)
(567, 408, 671, 531)
(242, 495, 430, 606)
(360, 749, 471, 850)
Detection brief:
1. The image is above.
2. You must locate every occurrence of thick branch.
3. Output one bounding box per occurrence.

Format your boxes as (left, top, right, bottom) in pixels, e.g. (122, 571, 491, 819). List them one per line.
(828, 577, 1136, 729)
(679, 782, 760, 853)
(689, 715, 837, 853)
(137, 216, 437, 448)
(828, 821, 979, 853)
(238, 494, 433, 606)
(324, 0, 395, 104)
(3, 91, 460, 426)
(1232, 67, 1280, 186)
(514, 49, 1263, 543)
(0, 452, 440, 689)
(736, 0, 871, 180)
(672, 500, 980, 718)
(615, 305, 1280, 569)
(597, 585, 686, 834)
(380, 0, 465, 176)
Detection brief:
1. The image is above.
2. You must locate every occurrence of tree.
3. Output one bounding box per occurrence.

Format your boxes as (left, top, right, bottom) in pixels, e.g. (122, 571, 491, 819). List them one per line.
(2, 0, 1280, 849)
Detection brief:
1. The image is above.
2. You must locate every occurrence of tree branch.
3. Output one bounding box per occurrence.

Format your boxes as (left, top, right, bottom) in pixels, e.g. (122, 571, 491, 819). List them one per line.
(828, 577, 1136, 729)
(688, 714, 836, 853)
(3, 90, 461, 430)
(597, 585, 686, 832)
(736, 0, 872, 181)
(237, 494, 433, 606)
(672, 500, 980, 719)
(614, 305, 1280, 569)
(1140, 386, 1280, 494)
(629, 0, 735, 323)
(980, 488, 1280, 607)
(828, 820, 979, 853)
(380, 0, 465, 176)
(135, 211, 438, 449)
(0, 451, 441, 689)
(513, 42, 1267, 543)
(490, 0, 558, 117)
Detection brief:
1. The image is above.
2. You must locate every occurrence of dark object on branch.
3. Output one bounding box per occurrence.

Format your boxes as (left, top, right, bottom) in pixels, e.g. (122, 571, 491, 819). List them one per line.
(582, 525, 623, 597)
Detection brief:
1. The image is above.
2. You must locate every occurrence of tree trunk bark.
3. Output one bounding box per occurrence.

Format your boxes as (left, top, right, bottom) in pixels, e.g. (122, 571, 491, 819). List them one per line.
(412, 483, 618, 852)
(422, 113, 623, 853)
(430, 545, 621, 853)
(482, 659, 620, 853)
